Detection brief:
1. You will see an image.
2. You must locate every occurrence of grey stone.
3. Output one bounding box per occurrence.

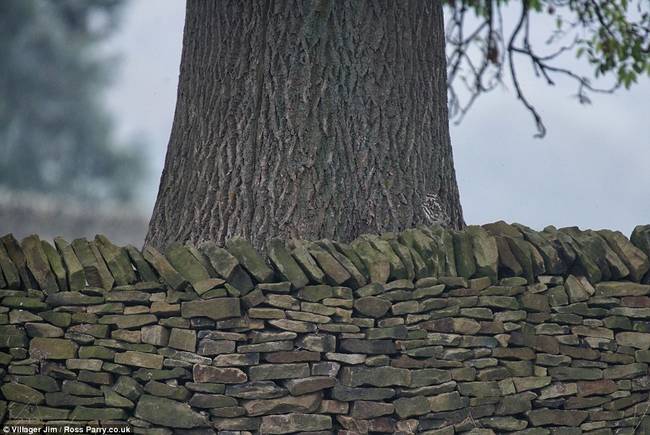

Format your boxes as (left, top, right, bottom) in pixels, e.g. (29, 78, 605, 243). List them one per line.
(135, 394, 209, 428)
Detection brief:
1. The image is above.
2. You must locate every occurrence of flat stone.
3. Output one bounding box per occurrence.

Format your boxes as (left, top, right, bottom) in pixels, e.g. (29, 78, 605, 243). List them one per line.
(411, 369, 453, 387)
(3, 296, 48, 310)
(478, 296, 520, 310)
(350, 400, 395, 419)
(181, 297, 240, 320)
(549, 367, 603, 381)
(453, 230, 477, 279)
(268, 319, 317, 333)
(1, 382, 45, 404)
(0, 325, 28, 348)
(428, 391, 465, 412)
(394, 396, 430, 418)
(467, 225, 498, 282)
(188, 393, 237, 409)
(260, 413, 332, 434)
(351, 239, 390, 284)
(112, 376, 144, 400)
(268, 238, 310, 289)
(144, 380, 191, 401)
(226, 237, 274, 283)
(596, 281, 650, 297)
(141, 325, 170, 347)
(168, 328, 197, 352)
(603, 363, 647, 380)
(249, 363, 310, 381)
(114, 351, 163, 369)
(422, 318, 481, 335)
(143, 246, 187, 290)
(526, 409, 588, 427)
(308, 243, 352, 285)
(576, 379, 617, 397)
(193, 364, 248, 384)
(214, 353, 259, 367)
(331, 385, 395, 402)
(99, 314, 157, 329)
(165, 243, 210, 287)
(284, 377, 336, 395)
(30, 337, 77, 360)
(135, 394, 209, 428)
(7, 403, 70, 420)
(66, 358, 103, 371)
(340, 339, 397, 354)
(616, 331, 650, 349)
(458, 381, 501, 397)
(244, 391, 321, 416)
(22, 234, 59, 293)
(340, 366, 411, 387)
(354, 296, 391, 318)
(198, 339, 236, 356)
(24, 322, 63, 338)
(264, 351, 320, 363)
(69, 406, 126, 420)
(226, 381, 287, 399)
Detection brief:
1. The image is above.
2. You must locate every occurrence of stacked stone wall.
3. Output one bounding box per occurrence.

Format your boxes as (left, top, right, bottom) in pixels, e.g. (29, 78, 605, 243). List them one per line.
(1, 222, 650, 434)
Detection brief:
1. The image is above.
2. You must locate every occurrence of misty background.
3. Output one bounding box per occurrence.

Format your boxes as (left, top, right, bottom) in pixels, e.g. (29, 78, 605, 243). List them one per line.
(1, 0, 648, 245)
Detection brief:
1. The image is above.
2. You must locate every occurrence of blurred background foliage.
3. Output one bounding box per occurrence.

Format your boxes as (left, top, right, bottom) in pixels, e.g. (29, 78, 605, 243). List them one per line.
(0, 0, 146, 204)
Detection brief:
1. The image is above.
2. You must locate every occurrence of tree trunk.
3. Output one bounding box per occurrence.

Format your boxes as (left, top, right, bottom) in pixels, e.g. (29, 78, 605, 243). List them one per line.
(146, 0, 464, 251)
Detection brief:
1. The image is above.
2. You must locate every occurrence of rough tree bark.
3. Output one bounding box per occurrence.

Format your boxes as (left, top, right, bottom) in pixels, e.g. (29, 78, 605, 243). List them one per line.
(146, 0, 464, 250)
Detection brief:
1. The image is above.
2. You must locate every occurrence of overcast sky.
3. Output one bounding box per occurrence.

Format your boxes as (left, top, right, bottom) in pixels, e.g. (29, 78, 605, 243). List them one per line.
(104, 1, 649, 237)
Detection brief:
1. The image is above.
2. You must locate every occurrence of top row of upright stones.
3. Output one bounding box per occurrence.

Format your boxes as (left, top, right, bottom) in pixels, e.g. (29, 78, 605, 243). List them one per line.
(1, 222, 649, 294)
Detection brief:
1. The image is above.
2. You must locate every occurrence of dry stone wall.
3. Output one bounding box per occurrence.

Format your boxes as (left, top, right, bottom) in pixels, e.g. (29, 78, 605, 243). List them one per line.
(1, 223, 650, 434)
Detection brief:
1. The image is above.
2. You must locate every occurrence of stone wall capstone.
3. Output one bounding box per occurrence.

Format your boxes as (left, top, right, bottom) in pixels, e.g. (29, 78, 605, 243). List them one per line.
(1, 222, 650, 434)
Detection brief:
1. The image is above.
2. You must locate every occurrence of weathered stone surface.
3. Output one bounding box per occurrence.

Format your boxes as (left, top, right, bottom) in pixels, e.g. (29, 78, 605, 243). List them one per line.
(0, 325, 28, 348)
(244, 391, 321, 416)
(225, 381, 287, 399)
(193, 364, 248, 384)
(7, 403, 70, 420)
(340, 366, 411, 387)
(30, 337, 77, 360)
(350, 400, 395, 419)
(340, 339, 397, 354)
(249, 363, 310, 381)
(114, 351, 163, 369)
(284, 377, 336, 395)
(165, 243, 210, 288)
(394, 396, 430, 418)
(141, 325, 170, 346)
(181, 297, 240, 320)
(600, 229, 650, 282)
(260, 413, 332, 434)
(467, 225, 498, 282)
(458, 381, 501, 397)
(22, 235, 59, 293)
(422, 318, 481, 335)
(526, 409, 588, 427)
(226, 237, 274, 283)
(99, 314, 157, 329)
(307, 243, 352, 285)
(143, 246, 187, 290)
(135, 394, 208, 428)
(267, 239, 310, 289)
(331, 385, 395, 402)
(168, 328, 197, 352)
(603, 363, 647, 380)
(1, 382, 45, 404)
(351, 239, 390, 284)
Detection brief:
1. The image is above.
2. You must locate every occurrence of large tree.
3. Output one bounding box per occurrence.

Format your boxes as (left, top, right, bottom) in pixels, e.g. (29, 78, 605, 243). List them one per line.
(146, 0, 648, 250)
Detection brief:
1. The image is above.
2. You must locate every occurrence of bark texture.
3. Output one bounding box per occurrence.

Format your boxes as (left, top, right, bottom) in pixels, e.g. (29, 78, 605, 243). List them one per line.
(146, 0, 464, 250)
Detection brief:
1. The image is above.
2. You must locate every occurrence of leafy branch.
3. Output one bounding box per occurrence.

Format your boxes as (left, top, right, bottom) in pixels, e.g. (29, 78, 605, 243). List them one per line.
(444, 0, 650, 137)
